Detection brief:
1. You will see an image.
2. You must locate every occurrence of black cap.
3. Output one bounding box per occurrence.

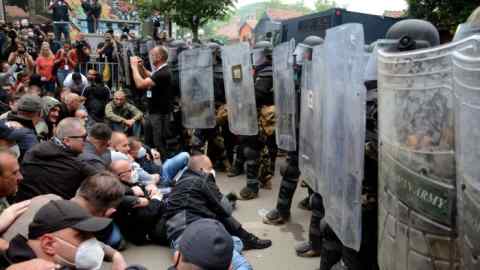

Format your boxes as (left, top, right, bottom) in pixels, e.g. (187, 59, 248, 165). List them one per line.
(179, 219, 233, 270)
(29, 200, 112, 239)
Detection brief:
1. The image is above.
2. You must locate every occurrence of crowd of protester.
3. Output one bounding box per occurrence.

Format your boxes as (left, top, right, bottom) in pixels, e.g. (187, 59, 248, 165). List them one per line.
(0, 12, 273, 270)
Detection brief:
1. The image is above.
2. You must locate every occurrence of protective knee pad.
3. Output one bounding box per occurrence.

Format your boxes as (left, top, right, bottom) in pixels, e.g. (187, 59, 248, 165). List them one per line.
(280, 161, 301, 179)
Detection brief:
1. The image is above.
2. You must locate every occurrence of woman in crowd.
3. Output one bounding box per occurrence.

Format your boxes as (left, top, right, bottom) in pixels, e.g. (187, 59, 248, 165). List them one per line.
(35, 42, 56, 95)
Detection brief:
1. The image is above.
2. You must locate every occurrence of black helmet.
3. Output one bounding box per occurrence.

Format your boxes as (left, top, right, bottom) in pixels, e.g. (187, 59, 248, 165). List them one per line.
(385, 19, 440, 51)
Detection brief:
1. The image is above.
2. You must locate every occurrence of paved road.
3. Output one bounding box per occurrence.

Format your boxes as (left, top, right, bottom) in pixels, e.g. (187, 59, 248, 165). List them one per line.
(103, 161, 319, 269)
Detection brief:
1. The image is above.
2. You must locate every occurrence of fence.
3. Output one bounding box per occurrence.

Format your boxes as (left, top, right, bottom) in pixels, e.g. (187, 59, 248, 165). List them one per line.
(77, 61, 123, 92)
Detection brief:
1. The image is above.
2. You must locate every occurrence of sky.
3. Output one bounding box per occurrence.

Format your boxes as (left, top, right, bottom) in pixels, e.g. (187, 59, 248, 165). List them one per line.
(236, 0, 408, 16)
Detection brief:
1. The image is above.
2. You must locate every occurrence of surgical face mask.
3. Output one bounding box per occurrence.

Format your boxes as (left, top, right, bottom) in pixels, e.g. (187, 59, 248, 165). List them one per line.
(137, 147, 147, 159)
(9, 145, 20, 159)
(209, 169, 216, 179)
(55, 237, 105, 270)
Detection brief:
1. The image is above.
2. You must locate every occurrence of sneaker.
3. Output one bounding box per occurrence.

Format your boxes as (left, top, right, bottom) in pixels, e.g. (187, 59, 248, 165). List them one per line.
(295, 241, 321, 258)
(239, 187, 258, 200)
(263, 209, 290, 225)
(243, 234, 272, 250)
(297, 196, 312, 211)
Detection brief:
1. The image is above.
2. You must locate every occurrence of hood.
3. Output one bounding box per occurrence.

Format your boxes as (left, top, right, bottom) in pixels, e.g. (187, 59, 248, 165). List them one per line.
(41, 96, 61, 117)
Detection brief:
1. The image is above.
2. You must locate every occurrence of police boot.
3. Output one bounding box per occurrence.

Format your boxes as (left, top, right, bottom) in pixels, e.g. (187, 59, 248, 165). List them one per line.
(239, 147, 260, 200)
(227, 145, 244, 177)
(263, 158, 301, 225)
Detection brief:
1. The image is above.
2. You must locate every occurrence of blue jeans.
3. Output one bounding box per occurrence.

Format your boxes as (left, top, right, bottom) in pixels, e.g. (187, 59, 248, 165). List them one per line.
(172, 236, 252, 270)
(57, 69, 71, 88)
(53, 22, 70, 42)
(160, 152, 190, 186)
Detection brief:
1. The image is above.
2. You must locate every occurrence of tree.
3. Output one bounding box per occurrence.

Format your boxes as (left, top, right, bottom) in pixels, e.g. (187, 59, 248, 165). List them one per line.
(407, 0, 478, 32)
(315, 0, 336, 12)
(143, 0, 236, 42)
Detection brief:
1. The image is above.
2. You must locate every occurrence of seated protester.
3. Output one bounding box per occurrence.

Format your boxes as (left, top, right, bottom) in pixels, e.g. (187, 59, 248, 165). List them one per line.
(0, 93, 22, 120)
(75, 108, 94, 131)
(111, 132, 159, 185)
(15, 118, 97, 202)
(79, 123, 112, 172)
(0, 200, 112, 269)
(63, 72, 88, 95)
(105, 91, 142, 138)
(39, 96, 61, 140)
(164, 154, 271, 252)
(128, 136, 162, 175)
(0, 151, 30, 251)
(59, 92, 83, 119)
(111, 132, 189, 187)
(0, 121, 37, 161)
(2, 172, 129, 266)
(171, 219, 243, 270)
(82, 69, 111, 123)
(5, 95, 41, 144)
(110, 159, 165, 245)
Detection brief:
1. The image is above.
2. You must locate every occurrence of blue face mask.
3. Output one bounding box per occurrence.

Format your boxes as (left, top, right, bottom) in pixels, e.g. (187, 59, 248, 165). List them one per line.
(137, 147, 147, 159)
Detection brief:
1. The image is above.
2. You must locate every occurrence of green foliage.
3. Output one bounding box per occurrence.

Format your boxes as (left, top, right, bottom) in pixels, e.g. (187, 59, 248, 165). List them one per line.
(407, 0, 478, 32)
(314, 0, 337, 12)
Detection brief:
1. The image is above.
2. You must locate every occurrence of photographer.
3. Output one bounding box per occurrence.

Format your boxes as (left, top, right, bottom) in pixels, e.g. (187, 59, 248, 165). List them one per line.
(7, 42, 34, 76)
(49, 0, 73, 42)
(81, 0, 102, 33)
(97, 32, 121, 87)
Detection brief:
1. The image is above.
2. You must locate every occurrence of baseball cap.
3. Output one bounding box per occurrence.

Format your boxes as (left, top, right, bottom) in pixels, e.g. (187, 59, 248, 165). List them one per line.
(17, 95, 42, 113)
(28, 200, 112, 239)
(179, 219, 233, 270)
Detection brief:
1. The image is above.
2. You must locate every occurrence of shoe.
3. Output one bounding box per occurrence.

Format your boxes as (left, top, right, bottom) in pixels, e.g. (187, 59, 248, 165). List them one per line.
(227, 166, 243, 177)
(263, 209, 289, 225)
(295, 241, 321, 258)
(239, 187, 258, 200)
(297, 196, 312, 211)
(243, 234, 272, 250)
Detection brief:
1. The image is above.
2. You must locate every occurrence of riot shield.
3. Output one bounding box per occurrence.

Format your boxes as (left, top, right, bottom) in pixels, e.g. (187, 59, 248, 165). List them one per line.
(320, 23, 366, 252)
(221, 43, 258, 135)
(377, 37, 477, 270)
(179, 48, 216, 129)
(273, 40, 297, 151)
(452, 40, 480, 270)
(454, 23, 480, 42)
(298, 53, 319, 191)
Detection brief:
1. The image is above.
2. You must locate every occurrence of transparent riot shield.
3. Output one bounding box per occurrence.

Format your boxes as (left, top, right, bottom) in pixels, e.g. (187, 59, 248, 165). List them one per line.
(320, 23, 366, 252)
(298, 55, 319, 191)
(179, 48, 216, 129)
(452, 40, 480, 270)
(454, 23, 480, 42)
(221, 43, 258, 135)
(273, 40, 297, 151)
(377, 37, 478, 270)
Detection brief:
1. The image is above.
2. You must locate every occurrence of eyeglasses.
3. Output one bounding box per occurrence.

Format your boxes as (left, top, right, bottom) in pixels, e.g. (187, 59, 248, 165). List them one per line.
(67, 134, 87, 141)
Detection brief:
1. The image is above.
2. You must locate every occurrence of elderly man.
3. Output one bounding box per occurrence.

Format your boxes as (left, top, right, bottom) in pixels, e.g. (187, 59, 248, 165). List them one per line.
(15, 118, 97, 202)
(105, 91, 143, 137)
(131, 46, 174, 158)
(60, 92, 83, 119)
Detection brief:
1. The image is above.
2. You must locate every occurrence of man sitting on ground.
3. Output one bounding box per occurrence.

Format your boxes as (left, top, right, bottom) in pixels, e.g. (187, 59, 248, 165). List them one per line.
(105, 90, 143, 138)
(79, 123, 112, 172)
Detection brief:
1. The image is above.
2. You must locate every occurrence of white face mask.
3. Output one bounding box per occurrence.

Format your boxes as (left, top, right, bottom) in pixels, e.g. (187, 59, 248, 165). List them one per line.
(206, 169, 216, 178)
(55, 237, 105, 270)
(9, 145, 20, 159)
(137, 147, 147, 159)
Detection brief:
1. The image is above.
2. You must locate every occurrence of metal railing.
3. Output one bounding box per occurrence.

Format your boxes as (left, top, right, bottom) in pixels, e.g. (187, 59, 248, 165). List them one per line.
(77, 61, 122, 92)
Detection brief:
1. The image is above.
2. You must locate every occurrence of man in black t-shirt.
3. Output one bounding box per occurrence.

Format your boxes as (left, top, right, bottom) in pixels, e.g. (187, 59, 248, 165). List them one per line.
(48, 0, 73, 42)
(130, 46, 173, 159)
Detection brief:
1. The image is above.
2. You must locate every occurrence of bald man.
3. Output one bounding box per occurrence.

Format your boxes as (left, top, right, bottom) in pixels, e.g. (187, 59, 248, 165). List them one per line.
(164, 154, 272, 253)
(110, 131, 189, 187)
(105, 91, 143, 137)
(60, 92, 84, 119)
(130, 46, 173, 157)
(15, 118, 97, 201)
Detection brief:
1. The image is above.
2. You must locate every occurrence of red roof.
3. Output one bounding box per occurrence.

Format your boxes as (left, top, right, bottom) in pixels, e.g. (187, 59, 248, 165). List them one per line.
(240, 19, 258, 31)
(383, 10, 405, 18)
(266, 8, 303, 22)
(5, 5, 29, 18)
